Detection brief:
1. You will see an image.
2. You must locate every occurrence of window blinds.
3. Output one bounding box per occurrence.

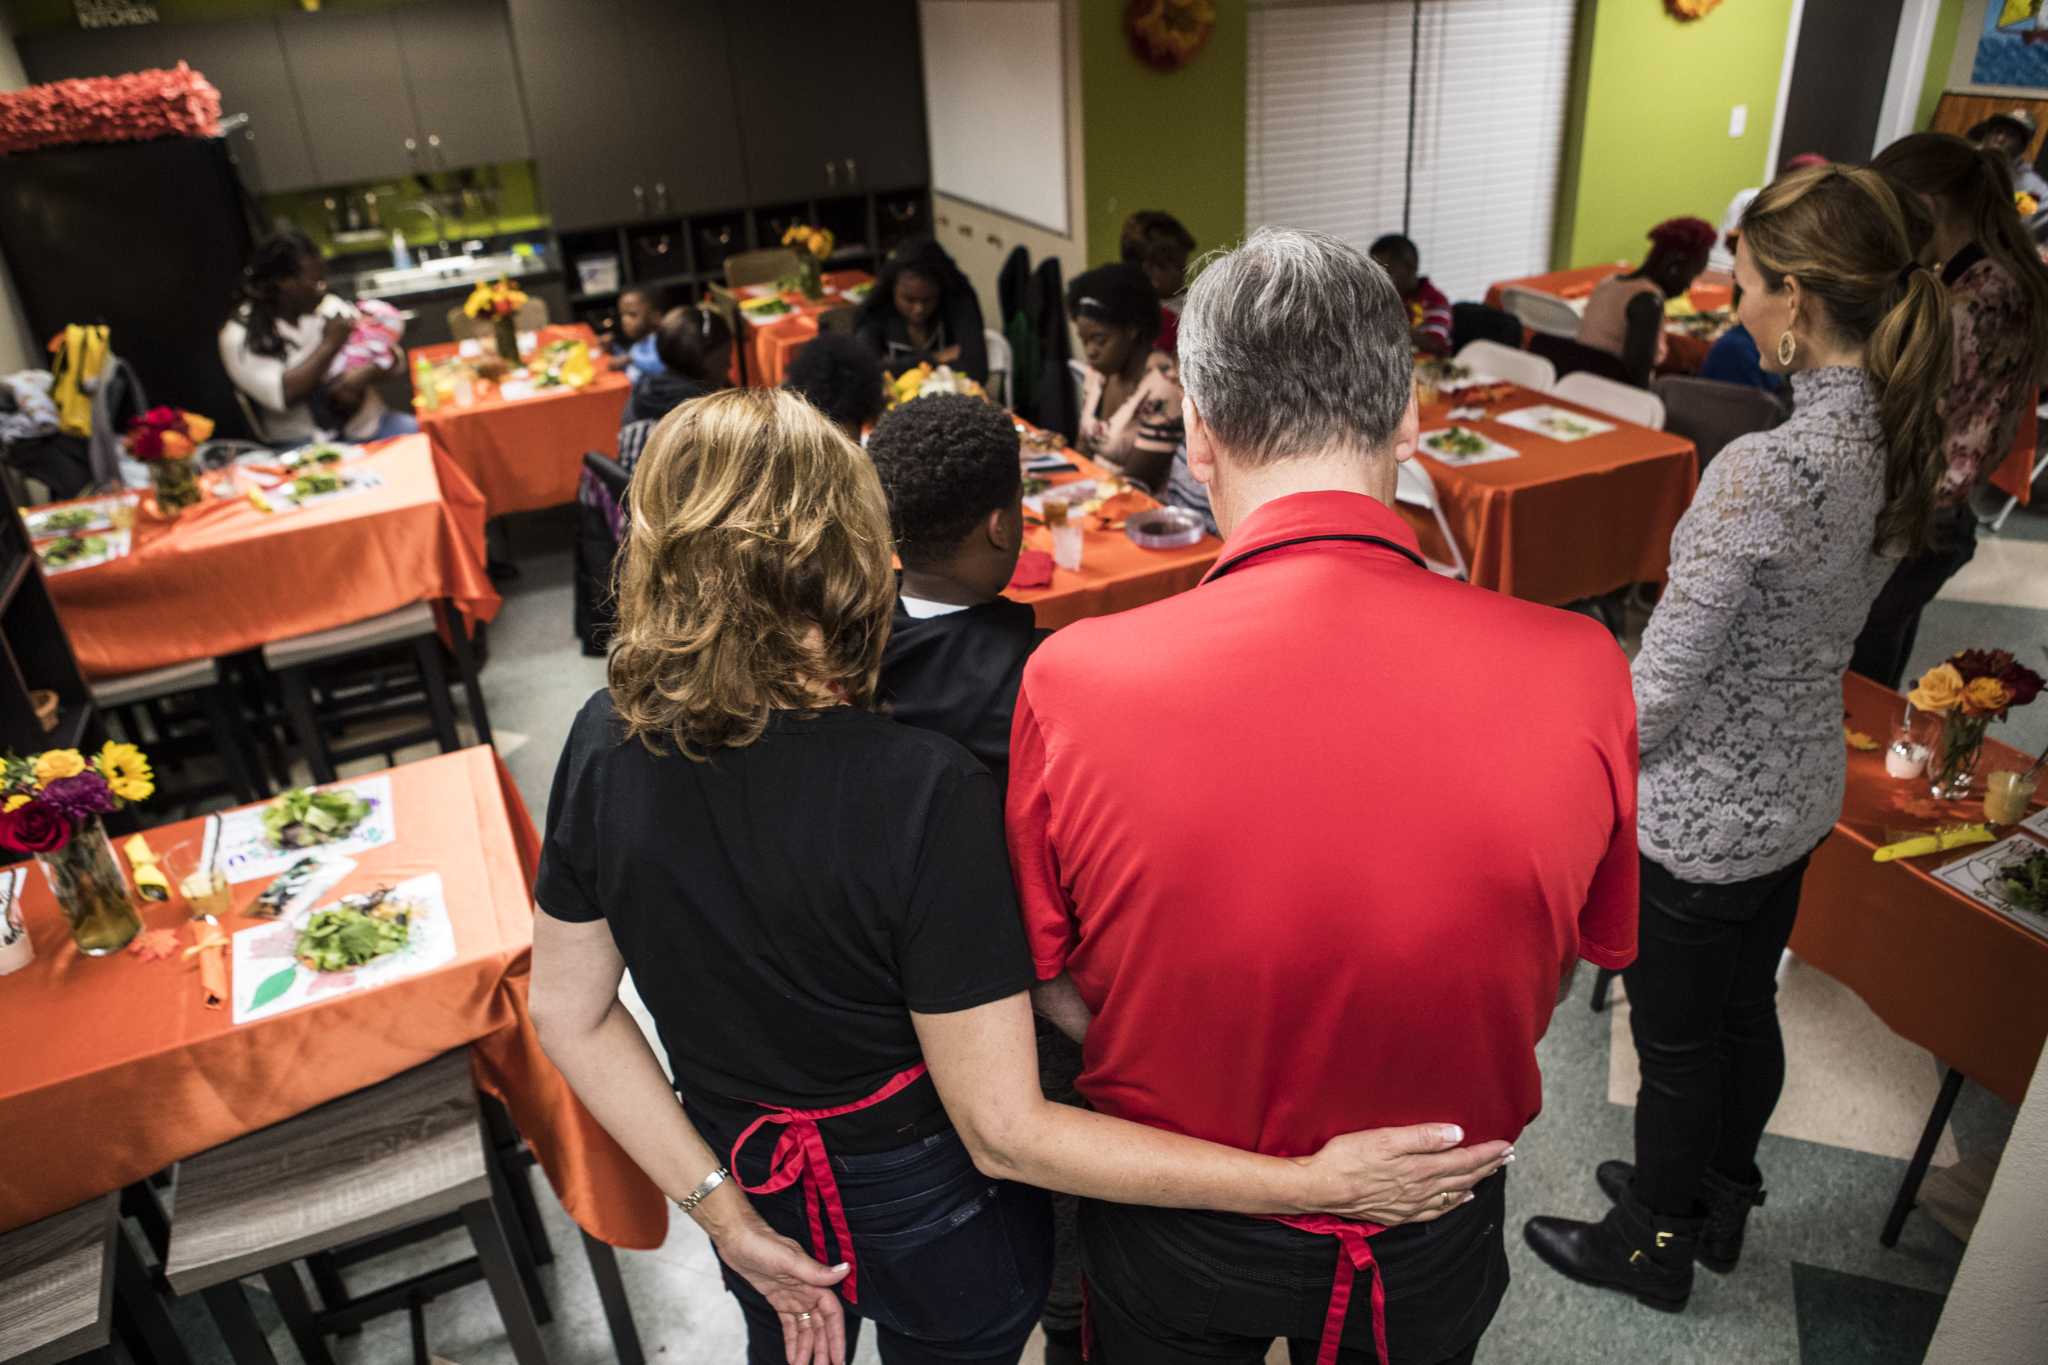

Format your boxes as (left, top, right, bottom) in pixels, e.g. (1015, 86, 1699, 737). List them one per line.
(1247, 0, 1579, 307)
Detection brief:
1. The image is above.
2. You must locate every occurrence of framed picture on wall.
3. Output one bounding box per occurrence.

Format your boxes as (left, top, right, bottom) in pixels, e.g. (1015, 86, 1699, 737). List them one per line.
(1974, 2, 2048, 91)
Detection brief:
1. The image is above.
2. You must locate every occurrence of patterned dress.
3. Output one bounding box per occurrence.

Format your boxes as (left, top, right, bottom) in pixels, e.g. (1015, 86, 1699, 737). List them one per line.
(1937, 245, 2034, 505)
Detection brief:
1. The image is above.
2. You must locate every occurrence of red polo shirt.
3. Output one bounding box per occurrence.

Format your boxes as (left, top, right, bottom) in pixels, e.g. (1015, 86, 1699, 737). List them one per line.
(1006, 490, 1638, 1155)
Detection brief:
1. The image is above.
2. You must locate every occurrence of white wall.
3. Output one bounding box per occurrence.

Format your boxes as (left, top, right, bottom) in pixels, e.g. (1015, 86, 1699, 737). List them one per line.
(0, 12, 40, 375)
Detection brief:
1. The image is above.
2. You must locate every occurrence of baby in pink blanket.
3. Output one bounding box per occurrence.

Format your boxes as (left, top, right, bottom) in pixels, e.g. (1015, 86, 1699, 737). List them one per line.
(310, 298, 406, 431)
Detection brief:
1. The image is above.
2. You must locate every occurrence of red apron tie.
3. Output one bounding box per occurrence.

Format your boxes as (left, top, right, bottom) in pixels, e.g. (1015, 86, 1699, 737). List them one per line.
(729, 1063, 930, 1305)
(1270, 1215, 1389, 1365)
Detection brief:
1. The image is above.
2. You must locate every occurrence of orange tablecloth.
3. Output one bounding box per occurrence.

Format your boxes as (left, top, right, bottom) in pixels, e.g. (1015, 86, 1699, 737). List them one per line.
(740, 270, 874, 388)
(413, 324, 630, 518)
(0, 747, 666, 1246)
(1791, 674, 2048, 1106)
(1484, 264, 1725, 375)
(1410, 386, 1699, 605)
(1990, 401, 2037, 506)
(1008, 439, 1221, 630)
(43, 436, 499, 680)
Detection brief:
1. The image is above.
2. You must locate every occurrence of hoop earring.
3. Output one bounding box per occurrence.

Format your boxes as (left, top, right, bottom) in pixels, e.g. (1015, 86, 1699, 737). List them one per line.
(1777, 330, 1798, 367)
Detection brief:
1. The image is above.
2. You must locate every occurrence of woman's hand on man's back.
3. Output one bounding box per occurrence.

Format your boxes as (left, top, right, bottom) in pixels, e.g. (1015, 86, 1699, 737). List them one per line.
(1297, 1124, 1514, 1225)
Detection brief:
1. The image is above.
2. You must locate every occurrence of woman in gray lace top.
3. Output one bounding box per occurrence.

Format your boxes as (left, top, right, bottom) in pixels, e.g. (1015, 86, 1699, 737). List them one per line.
(1528, 165, 1955, 1312)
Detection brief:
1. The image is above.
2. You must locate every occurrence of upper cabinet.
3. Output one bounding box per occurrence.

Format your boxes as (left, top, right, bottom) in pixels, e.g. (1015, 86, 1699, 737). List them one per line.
(724, 0, 927, 202)
(392, 0, 532, 173)
(162, 21, 318, 195)
(19, 24, 165, 85)
(623, 0, 749, 217)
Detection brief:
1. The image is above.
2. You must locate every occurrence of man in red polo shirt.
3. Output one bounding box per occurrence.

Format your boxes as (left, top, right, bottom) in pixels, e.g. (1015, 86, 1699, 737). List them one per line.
(1008, 227, 1639, 1365)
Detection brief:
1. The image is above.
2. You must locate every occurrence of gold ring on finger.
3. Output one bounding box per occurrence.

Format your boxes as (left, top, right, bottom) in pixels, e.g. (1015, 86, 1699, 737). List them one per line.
(797, 1312, 813, 1323)
(1440, 1190, 1454, 1207)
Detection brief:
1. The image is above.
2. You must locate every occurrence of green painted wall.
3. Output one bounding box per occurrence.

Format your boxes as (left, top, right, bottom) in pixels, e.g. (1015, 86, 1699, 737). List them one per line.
(1916, 0, 1966, 132)
(260, 159, 549, 256)
(1079, 0, 1246, 265)
(1554, 0, 1796, 269)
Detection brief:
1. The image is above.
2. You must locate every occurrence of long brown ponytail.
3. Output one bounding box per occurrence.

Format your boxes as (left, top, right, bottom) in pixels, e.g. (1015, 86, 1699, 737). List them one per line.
(1739, 165, 1953, 555)
(1874, 131, 2048, 381)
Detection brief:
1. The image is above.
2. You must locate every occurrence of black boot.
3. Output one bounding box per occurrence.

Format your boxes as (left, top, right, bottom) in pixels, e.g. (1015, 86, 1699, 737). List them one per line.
(1524, 1182, 1702, 1311)
(1594, 1161, 1764, 1273)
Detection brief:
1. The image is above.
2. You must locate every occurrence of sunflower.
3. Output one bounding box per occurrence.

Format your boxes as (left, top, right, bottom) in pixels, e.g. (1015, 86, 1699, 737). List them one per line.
(3, 793, 26, 813)
(93, 742, 154, 804)
(32, 748, 85, 787)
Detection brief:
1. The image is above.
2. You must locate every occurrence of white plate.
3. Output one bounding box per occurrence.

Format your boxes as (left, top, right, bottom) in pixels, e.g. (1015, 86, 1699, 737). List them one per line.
(1493, 405, 1617, 443)
(36, 528, 131, 575)
(23, 498, 123, 538)
(1419, 427, 1522, 467)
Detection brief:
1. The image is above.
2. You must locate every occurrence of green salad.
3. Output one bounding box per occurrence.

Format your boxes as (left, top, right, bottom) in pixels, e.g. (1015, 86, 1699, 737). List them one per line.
(1425, 427, 1489, 458)
(294, 890, 412, 972)
(38, 508, 96, 532)
(290, 444, 347, 467)
(263, 786, 372, 849)
(1995, 847, 2048, 915)
(40, 534, 106, 567)
(290, 471, 343, 499)
(743, 298, 793, 319)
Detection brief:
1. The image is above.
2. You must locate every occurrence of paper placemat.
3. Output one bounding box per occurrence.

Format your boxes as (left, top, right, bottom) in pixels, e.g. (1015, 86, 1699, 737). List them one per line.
(23, 497, 125, 538)
(1494, 405, 1617, 443)
(216, 775, 397, 885)
(37, 528, 131, 575)
(231, 873, 456, 1025)
(1930, 834, 2048, 943)
(1419, 427, 1522, 467)
(2022, 804, 2048, 843)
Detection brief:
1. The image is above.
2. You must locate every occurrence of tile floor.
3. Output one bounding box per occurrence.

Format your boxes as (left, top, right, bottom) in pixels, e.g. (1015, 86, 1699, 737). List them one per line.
(166, 491, 2042, 1365)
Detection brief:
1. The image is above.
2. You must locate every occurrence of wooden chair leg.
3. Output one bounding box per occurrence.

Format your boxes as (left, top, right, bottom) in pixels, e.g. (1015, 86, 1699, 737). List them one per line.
(199, 681, 266, 804)
(119, 1179, 171, 1266)
(111, 1218, 192, 1365)
(461, 1198, 552, 1365)
(483, 1099, 554, 1267)
(483, 1125, 553, 1326)
(583, 1232, 645, 1365)
(262, 1263, 337, 1365)
(1590, 967, 1617, 1013)
(202, 1281, 281, 1365)
(277, 666, 337, 784)
(414, 637, 463, 755)
(441, 600, 494, 748)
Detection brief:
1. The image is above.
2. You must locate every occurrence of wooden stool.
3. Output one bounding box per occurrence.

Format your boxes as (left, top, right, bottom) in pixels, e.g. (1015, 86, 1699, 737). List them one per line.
(164, 1051, 548, 1365)
(91, 658, 265, 808)
(262, 601, 491, 785)
(0, 1194, 189, 1365)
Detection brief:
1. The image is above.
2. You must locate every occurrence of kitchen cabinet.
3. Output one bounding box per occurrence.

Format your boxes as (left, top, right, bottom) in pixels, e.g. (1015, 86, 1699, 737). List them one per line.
(394, 0, 531, 172)
(724, 0, 927, 201)
(503, 0, 640, 231)
(162, 21, 317, 194)
(20, 24, 166, 85)
(277, 11, 419, 187)
(625, 0, 749, 216)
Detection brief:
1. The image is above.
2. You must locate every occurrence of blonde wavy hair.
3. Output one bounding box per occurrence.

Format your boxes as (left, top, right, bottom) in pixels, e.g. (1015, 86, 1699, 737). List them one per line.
(608, 387, 896, 759)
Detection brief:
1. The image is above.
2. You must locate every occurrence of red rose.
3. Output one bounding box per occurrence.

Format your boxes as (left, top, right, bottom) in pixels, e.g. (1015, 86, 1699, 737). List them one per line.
(139, 405, 183, 433)
(1950, 649, 2015, 683)
(2001, 660, 2044, 710)
(128, 427, 163, 460)
(0, 799, 72, 854)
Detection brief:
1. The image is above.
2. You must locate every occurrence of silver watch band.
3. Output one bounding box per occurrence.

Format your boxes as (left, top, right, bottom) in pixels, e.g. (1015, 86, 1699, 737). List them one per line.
(677, 1165, 730, 1215)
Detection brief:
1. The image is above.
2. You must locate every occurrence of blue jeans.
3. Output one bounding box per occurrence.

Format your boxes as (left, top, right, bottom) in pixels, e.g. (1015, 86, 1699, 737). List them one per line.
(720, 1125, 1052, 1364)
(366, 410, 419, 440)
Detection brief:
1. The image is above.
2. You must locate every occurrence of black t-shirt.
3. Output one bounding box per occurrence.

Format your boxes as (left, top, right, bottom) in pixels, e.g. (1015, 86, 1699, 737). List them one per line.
(535, 692, 1035, 1149)
(880, 596, 1046, 790)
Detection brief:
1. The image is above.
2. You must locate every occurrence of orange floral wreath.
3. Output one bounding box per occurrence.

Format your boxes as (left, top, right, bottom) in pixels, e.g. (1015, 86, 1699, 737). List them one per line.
(1667, 0, 1725, 18)
(1126, 0, 1216, 72)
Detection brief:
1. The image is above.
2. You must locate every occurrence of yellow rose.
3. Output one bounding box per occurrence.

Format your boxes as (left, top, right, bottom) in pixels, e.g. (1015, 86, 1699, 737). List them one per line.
(1908, 663, 1964, 714)
(1963, 676, 2012, 717)
(32, 749, 85, 786)
(3, 793, 27, 812)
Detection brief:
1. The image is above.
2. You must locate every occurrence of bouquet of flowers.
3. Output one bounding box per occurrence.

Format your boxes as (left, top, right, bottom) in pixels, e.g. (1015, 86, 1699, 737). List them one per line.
(126, 406, 215, 514)
(462, 278, 529, 321)
(781, 223, 835, 298)
(2, 743, 154, 956)
(1907, 649, 2045, 799)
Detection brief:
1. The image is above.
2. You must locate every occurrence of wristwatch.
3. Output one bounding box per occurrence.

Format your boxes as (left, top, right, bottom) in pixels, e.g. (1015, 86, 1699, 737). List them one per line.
(677, 1166, 730, 1215)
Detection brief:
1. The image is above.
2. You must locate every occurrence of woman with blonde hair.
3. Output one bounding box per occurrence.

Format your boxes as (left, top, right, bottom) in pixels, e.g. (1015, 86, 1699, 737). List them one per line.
(528, 388, 1509, 1365)
(1851, 131, 2048, 686)
(1526, 164, 1953, 1312)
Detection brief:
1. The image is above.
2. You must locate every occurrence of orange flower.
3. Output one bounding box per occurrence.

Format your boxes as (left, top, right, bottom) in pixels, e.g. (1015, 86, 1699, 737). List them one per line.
(1963, 676, 2012, 717)
(1908, 663, 1965, 714)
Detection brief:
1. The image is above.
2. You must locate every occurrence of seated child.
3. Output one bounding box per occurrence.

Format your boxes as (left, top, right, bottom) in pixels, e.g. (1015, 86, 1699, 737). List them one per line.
(309, 297, 406, 434)
(624, 305, 732, 428)
(1369, 234, 1451, 356)
(784, 332, 888, 439)
(1120, 209, 1196, 355)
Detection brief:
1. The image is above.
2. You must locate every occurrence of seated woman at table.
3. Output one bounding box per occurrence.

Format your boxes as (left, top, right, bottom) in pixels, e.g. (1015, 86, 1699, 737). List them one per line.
(784, 332, 887, 439)
(1067, 263, 1183, 489)
(624, 305, 732, 428)
(1850, 132, 2048, 688)
(529, 387, 1508, 1365)
(854, 236, 989, 383)
(1121, 209, 1196, 354)
(219, 230, 417, 445)
(1525, 164, 1953, 1312)
(1576, 217, 1717, 380)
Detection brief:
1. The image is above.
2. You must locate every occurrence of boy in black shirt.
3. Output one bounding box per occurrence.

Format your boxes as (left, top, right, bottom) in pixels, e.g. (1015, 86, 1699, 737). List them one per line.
(871, 394, 1048, 789)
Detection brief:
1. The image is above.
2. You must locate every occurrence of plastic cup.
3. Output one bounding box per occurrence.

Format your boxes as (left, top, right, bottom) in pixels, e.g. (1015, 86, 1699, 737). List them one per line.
(1984, 769, 2039, 827)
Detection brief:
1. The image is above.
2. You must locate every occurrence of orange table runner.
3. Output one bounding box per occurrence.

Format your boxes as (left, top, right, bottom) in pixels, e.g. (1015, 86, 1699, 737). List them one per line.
(1410, 385, 1699, 605)
(413, 324, 631, 518)
(1484, 264, 1724, 375)
(1791, 674, 2048, 1106)
(43, 435, 499, 680)
(1008, 434, 1221, 630)
(0, 747, 667, 1247)
(739, 270, 874, 388)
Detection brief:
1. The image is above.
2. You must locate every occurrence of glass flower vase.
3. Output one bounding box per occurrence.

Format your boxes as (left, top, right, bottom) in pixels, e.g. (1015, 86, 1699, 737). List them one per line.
(493, 314, 520, 363)
(1929, 712, 1991, 802)
(797, 254, 824, 300)
(36, 817, 142, 956)
(148, 453, 202, 517)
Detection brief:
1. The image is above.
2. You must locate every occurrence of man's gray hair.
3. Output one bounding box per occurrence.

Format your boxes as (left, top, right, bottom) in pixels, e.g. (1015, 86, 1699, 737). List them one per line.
(1177, 227, 1414, 467)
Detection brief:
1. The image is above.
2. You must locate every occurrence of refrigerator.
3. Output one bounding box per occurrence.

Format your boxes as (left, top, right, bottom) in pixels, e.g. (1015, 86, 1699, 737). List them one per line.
(0, 135, 262, 439)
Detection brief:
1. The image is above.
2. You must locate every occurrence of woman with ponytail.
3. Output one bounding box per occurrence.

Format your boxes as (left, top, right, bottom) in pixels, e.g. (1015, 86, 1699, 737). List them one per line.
(1525, 164, 1951, 1313)
(1851, 132, 2048, 686)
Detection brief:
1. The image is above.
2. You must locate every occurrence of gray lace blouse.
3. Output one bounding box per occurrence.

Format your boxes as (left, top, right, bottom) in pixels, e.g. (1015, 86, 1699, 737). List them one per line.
(1634, 367, 1899, 884)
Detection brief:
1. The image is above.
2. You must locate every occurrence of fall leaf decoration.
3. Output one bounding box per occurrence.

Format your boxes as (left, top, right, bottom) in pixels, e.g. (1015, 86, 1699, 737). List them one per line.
(126, 929, 181, 963)
(1843, 724, 1880, 752)
(1666, 0, 1725, 18)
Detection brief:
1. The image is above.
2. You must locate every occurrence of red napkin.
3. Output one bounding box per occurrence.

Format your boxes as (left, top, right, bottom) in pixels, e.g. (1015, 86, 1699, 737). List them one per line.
(1008, 549, 1054, 590)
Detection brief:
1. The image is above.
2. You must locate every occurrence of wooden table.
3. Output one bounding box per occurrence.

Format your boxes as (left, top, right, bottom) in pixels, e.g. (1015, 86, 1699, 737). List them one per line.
(737, 270, 873, 388)
(1484, 264, 1730, 374)
(411, 323, 631, 518)
(38, 436, 498, 680)
(1008, 428, 1222, 630)
(1410, 385, 1699, 605)
(0, 747, 666, 1250)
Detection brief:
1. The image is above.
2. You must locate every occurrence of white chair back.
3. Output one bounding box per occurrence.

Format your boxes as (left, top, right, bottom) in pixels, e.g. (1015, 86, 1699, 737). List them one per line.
(1500, 286, 1583, 338)
(984, 328, 1013, 408)
(1453, 340, 1555, 393)
(1393, 459, 1468, 580)
(1554, 372, 1667, 429)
